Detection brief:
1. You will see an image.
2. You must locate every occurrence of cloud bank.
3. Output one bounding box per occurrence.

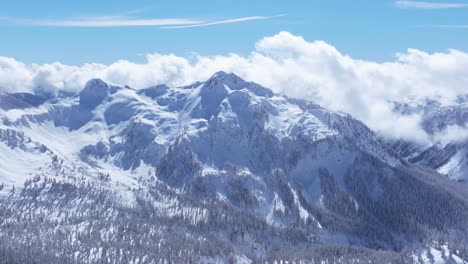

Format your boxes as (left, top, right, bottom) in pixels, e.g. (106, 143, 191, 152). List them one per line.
(1, 32, 467, 144)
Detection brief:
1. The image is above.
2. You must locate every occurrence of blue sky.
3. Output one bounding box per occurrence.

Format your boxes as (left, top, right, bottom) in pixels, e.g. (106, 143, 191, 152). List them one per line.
(0, 0, 467, 64)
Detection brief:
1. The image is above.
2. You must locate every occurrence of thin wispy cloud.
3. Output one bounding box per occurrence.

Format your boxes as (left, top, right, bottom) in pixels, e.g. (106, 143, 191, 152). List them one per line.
(163, 14, 287, 29)
(13, 14, 285, 28)
(433, 24, 468, 28)
(394, 1, 468, 9)
(21, 17, 201, 27)
(415, 24, 468, 28)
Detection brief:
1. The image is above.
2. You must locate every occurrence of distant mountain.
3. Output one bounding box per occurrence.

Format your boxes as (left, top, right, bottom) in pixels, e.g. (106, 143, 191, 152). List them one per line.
(0, 92, 47, 110)
(0, 72, 467, 263)
(389, 97, 468, 182)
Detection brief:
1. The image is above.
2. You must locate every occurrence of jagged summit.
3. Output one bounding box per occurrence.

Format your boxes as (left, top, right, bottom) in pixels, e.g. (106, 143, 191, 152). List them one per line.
(201, 71, 273, 97)
(207, 71, 246, 88)
(211, 70, 231, 78)
(201, 71, 246, 91)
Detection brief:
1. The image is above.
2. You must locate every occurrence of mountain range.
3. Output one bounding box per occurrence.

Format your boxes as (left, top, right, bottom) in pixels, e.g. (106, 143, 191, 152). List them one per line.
(0, 72, 467, 263)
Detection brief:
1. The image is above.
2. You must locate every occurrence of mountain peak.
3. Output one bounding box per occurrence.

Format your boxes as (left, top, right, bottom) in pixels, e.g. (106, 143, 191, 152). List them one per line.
(79, 78, 110, 110)
(210, 71, 241, 79)
(84, 78, 109, 91)
(211, 71, 230, 78)
(205, 71, 247, 90)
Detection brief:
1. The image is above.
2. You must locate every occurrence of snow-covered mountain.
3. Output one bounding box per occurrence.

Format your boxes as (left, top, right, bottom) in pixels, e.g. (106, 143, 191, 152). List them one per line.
(0, 72, 467, 263)
(389, 97, 468, 182)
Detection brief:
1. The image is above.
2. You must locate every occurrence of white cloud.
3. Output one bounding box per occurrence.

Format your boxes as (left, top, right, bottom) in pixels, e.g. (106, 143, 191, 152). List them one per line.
(394, 1, 468, 9)
(1, 31, 467, 144)
(15, 14, 284, 28)
(432, 125, 468, 145)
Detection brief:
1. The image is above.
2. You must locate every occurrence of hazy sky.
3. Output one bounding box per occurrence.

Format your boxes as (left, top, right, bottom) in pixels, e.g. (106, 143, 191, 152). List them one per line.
(0, 0, 467, 64)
